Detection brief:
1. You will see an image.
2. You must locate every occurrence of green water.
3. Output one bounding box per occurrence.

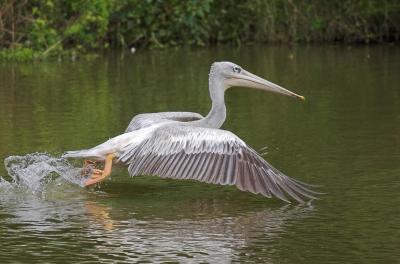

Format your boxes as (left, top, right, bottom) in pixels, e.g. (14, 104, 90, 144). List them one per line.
(0, 46, 399, 263)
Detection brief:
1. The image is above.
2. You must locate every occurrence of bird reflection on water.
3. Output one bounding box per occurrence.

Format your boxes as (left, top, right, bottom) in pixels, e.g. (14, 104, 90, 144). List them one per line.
(0, 154, 314, 262)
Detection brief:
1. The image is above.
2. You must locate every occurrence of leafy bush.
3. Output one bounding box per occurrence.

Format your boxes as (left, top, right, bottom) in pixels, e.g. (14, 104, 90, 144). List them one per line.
(0, 0, 399, 60)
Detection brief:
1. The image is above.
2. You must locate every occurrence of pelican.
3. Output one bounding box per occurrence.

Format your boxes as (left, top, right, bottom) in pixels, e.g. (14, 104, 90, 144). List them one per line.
(64, 62, 317, 203)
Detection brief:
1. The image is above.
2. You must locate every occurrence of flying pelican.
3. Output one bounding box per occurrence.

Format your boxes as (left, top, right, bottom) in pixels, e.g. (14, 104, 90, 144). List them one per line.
(64, 62, 317, 203)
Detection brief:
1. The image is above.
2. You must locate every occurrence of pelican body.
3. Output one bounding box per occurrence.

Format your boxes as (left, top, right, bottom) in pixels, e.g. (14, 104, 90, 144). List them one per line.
(64, 62, 316, 203)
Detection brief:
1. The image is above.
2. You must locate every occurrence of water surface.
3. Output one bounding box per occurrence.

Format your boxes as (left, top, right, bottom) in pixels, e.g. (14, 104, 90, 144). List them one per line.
(0, 45, 399, 263)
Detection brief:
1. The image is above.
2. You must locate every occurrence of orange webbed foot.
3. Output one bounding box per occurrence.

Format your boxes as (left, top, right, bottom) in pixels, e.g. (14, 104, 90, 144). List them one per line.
(83, 154, 115, 187)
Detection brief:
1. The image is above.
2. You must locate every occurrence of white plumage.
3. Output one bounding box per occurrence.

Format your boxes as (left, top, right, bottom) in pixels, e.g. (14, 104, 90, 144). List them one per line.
(64, 62, 313, 203)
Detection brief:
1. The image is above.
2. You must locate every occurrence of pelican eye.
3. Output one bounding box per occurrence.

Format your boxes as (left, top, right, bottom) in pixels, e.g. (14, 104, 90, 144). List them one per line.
(233, 66, 241, 73)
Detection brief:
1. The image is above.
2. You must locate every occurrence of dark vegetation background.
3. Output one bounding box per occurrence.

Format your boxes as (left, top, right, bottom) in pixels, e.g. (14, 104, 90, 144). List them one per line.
(1, 0, 399, 60)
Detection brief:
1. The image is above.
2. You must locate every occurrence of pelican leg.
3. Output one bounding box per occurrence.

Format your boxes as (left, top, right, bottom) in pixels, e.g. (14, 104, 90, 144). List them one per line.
(84, 159, 98, 168)
(84, 154, 115, 187)
(81, 160, 100, 176)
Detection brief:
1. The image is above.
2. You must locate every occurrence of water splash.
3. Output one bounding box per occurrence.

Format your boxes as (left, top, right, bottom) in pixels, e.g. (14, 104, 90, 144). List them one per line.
(1, 152, 85, 193)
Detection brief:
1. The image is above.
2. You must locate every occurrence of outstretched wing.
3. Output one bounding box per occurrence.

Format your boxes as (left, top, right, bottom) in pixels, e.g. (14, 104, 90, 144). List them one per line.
(125, 112, 204, 132)
(118, 124, 317, 203)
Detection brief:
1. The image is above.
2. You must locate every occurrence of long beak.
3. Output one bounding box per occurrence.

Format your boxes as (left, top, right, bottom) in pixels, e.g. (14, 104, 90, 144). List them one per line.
(226, 70, 305, 101)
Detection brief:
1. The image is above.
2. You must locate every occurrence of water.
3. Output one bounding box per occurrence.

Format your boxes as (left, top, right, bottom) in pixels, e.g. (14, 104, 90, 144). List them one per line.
(0, 45, 399, 263)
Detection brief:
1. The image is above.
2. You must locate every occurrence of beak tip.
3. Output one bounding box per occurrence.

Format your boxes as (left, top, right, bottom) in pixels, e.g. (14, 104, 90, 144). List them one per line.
(299, 95, 305, 101)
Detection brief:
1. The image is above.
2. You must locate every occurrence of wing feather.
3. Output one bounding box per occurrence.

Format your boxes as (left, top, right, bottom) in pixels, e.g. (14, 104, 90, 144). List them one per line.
(217, 155, 229, 185)
(121, 124, 316, 203)
(126, 112, 204, 132)
(252, 166, 269, 197)
(190, 154, 203, 179)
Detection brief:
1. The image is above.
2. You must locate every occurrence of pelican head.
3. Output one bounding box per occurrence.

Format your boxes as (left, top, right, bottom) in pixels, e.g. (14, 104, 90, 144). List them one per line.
(211, 61, 305, 101)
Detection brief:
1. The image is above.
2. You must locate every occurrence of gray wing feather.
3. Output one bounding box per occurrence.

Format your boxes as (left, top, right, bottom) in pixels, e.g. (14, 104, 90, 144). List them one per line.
(119, 125, 317, 203)
(125, 112, 204, 132)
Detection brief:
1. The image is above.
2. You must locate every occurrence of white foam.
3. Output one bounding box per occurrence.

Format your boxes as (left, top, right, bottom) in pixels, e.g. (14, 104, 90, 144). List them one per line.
(1, 152, 85, 194)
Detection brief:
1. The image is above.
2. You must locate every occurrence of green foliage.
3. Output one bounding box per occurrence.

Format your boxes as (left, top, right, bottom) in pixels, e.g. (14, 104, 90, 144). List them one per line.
(0, 0, 399, 60)
(0, 47, 35, 62)
(113, 0, 400, 47)
(1, 0, 113, 59)
(111, 0, 214, 47)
